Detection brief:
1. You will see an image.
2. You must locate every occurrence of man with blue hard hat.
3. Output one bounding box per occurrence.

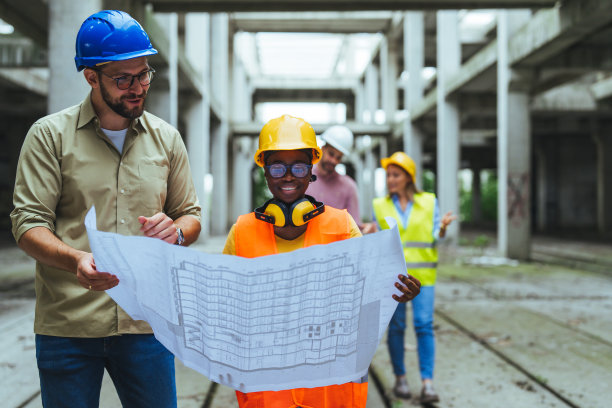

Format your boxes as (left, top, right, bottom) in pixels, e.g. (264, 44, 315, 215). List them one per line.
(11, 10, 201, 407)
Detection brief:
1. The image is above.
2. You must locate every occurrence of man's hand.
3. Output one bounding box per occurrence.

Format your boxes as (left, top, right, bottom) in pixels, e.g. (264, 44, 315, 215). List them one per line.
(76, 252, 118, 291)
(360, 222, 377, 235)
(392, 274, 421, 303)
(138, 212, 177, 244)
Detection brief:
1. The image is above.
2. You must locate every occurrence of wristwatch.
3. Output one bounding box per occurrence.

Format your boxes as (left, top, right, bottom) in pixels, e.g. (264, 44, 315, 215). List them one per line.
(175, 226, 185, 246)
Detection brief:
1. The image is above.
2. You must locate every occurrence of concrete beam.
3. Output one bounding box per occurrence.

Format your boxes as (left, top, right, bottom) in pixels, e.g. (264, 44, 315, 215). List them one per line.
(251, 77, 358, 90)
(231, 11, 393, 33)
(231, 121, 391, 137)
(411, 88, 437, 121)
(447, 39, 497, 96)
(0, 0, 47, 46)
(142, 8, 203, 98)
(413, 0, 612, 120)
(0, 67, 47, 95)
(509, 0, 612, 67)
(590, 76, 612, 101)
(149, 1, 557, 13)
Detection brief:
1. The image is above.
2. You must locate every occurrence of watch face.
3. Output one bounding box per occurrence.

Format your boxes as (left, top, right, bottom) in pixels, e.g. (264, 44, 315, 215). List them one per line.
(176, 227, 184, 245)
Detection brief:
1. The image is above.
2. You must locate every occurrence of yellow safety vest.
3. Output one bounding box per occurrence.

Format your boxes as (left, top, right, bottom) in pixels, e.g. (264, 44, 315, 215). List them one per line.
(373, 192, 438, 286)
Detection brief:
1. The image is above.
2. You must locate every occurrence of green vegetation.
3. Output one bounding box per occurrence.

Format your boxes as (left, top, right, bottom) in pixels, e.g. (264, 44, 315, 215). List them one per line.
(422, 169, 435, 193)
(252, 167, 272, 207)
(460, 170, 498, 223)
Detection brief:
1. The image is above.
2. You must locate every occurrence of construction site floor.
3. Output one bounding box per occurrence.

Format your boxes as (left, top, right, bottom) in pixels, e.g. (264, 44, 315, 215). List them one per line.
(1, 232, 610, 408)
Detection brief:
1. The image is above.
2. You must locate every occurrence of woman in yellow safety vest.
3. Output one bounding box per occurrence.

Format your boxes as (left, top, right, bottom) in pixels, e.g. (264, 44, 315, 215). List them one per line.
(223, 116, 422, 408)
(372, 151, 456, 405)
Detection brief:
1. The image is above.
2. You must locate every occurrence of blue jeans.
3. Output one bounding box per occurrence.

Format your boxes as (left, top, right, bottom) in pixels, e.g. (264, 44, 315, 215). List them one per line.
(387, 285, 435, 380)
(36, 334, 177, 408)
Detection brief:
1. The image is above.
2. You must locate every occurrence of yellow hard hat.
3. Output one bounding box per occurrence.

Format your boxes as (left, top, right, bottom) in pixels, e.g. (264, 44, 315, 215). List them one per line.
(254, 115, 322, 167)
(381, 151, 416, 181)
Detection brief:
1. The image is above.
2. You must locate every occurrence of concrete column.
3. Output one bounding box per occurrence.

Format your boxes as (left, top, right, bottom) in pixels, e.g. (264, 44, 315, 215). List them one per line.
(593, 133, 612, 235)
(364, 65, 379, 124)
(185, 13, 211, 236)
(48, 0, 101, 113)
(185, 99, 211, 236)
(380, 36, 398, 124)
(232, 46, 252, 122)
(354, 82, 365, 124)
(497, 11, 532, 259)
(146, 69, 171, 121)
(403, 12, 425, 187)
(210, 13, 230, 235)
(231, 137, 254, 220)
(471, 168, 482, 224)
(350, 153, 366, 219)
(363, 148, 376, 221)
(147, 13, 178, 126)
(436, 11, 460, 243)
(535, 145, 547, 232)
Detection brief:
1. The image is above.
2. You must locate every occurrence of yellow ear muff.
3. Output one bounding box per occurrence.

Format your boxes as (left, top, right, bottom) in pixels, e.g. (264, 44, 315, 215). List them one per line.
(291, 199, 316, 226)
(264, 202, 286, 227)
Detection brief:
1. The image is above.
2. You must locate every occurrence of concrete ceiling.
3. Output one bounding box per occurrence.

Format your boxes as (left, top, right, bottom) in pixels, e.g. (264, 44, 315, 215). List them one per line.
(231, 11, 395, 34)
(147, 0, 557, 13)
(0, 0, 47, 46)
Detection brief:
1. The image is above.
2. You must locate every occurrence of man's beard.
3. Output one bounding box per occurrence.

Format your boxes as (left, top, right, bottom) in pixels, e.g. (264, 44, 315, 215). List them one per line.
(100, 80, 147, 119)
(319, 160, 336, 174)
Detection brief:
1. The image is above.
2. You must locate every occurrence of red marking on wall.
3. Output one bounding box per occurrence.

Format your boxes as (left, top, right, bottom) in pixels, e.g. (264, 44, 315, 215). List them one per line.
(507, 173, 529, 226)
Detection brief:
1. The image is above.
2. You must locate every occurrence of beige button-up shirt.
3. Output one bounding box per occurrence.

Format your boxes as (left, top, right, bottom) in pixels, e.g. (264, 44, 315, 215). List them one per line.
(11, 94, 201, 337)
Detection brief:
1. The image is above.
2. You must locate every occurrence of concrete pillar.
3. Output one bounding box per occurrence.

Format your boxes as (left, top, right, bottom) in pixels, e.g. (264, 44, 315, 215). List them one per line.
(535, 145, 547, 232)
(147, 13, 178, 126)
(185, 99, 211, 236)
(231, 137, 254, 220)
(354, 82, 365, 124)
(380, 36, 397, 124)
(403, 12, 425, 187)
(436, 11, 460, 244)
(210, 13, 230, 235)
(232, 46, 252, 122)
(497, 10, 532, 259)
(363, 148, 376, 221)
(364, 65, 379, 124)
(471, 168, 482, 224)
(350, 154, 366, 220)
(185, 13, 211, 236)
(593, 133, 612, 235)
(48, 0, 101, 113)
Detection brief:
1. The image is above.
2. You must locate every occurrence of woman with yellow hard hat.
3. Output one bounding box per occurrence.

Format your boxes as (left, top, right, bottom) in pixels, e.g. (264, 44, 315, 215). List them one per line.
(372, 151, 456, 404)
(223, 116, 422, 408)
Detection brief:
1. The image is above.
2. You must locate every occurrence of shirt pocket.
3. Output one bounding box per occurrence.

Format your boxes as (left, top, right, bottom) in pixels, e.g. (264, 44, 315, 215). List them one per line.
(139, 162, 169, 214)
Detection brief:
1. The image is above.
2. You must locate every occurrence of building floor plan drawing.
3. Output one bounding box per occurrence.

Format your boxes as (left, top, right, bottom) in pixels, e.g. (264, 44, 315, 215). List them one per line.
(85, 207, 408, 392)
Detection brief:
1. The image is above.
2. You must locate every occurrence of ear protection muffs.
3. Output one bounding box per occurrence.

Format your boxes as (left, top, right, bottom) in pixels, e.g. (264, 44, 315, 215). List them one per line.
(254, 195, 325, 227)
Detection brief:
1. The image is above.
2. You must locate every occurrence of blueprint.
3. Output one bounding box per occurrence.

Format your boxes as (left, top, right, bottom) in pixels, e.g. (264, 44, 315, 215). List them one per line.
(85, 207, 408, 392)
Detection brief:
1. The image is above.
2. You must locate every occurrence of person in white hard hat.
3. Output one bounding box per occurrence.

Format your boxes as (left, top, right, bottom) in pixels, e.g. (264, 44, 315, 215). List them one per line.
(306, 125, 375, 233)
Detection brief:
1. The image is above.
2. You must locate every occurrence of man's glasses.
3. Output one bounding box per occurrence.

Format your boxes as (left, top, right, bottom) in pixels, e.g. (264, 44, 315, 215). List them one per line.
(94, 68, 156, 90)
(265, 163, 312, 178)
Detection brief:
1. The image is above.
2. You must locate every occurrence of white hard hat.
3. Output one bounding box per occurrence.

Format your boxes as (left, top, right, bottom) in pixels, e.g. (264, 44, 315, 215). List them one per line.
(320, 125, 354, 156)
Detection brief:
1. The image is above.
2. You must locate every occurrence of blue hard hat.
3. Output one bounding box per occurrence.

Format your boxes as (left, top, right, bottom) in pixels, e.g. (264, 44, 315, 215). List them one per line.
(75, 10, 158, 71)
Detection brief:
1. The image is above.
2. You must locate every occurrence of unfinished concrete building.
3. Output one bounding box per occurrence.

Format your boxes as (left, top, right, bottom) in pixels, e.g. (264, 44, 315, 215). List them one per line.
(1, 0, 610, 262)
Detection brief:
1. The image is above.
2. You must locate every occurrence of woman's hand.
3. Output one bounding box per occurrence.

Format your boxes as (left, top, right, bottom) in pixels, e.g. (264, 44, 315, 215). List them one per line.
(439, 211, 457, 238)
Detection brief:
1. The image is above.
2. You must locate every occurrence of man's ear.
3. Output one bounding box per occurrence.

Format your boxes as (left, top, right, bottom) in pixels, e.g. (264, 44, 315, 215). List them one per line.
(83, 68, 99, 88)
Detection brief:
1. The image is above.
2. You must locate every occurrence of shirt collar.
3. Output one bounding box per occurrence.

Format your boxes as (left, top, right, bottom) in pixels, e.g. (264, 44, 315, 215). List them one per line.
(77, 92, 144, 133)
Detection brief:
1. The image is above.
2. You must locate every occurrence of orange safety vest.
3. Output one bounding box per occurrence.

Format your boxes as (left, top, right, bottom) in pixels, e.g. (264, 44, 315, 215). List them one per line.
(234, 206, 368, 408)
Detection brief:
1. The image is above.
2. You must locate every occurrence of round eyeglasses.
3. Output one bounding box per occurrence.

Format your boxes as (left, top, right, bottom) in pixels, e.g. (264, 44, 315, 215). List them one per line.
(94, 68, 156, 90)
(265, 163, 312, 178)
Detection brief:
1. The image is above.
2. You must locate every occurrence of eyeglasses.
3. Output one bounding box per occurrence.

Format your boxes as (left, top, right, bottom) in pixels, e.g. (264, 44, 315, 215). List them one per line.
(94, 68, 156, 90)
(265, 163, 312, 178)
